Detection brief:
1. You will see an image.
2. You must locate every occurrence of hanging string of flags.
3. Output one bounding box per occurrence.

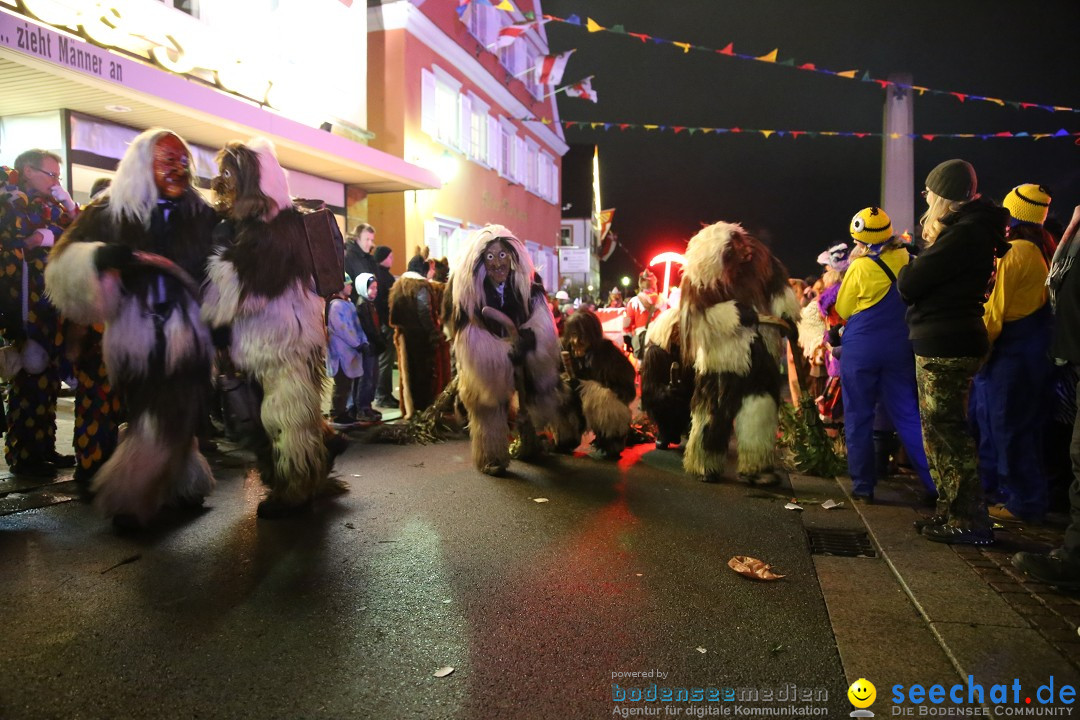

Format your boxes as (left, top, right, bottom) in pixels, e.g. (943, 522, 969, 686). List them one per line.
(560, 121, 1080, 142)
(537, 12, 1080, 114)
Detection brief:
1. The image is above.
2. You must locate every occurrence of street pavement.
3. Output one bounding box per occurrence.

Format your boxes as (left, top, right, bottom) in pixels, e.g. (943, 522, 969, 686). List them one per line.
(1, 396, 1079, 718)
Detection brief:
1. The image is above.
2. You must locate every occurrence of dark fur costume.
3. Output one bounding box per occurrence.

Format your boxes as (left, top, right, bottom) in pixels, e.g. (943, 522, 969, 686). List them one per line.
(679, 222, 799, 483)
(444, 225, 570, 475)
(557, 309, 635, 457)
(45, 155, 216, 524)
(201, 138, 333, 516)
(639, 307, 694, 448)
(389, 271, 445, 419)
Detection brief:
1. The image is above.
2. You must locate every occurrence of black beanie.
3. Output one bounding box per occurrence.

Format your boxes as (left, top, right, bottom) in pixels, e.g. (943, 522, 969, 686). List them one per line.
(373, 245, 392, 264)
(407, 255, 428, 276)
(926, 159, 977, 201)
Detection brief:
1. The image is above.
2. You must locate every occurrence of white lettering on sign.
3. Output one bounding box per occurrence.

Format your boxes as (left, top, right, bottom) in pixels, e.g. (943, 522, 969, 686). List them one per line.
(1, 11, 126, 84)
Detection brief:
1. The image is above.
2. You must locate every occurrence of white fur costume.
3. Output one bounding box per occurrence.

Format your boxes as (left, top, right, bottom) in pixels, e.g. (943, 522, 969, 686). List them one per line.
(679, 221, 799, 483)
(200, 138, 330, 513)
(45, 128, 216, 524)
(445, 225, 568, 474)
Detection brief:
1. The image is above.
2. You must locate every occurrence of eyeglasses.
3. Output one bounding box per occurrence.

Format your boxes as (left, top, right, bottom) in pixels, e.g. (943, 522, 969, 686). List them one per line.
(31, 166, 59, 180)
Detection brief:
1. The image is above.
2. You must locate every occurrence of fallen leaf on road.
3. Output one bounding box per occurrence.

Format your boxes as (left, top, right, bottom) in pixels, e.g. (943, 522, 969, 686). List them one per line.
(434, 666, 455, 678)
(344, 522, 356, 529)
(696, 647, 707, 654)
(635, 573, 644, 577)
(533, 498, 549, 503)
(409, 462, 425, 468)
(728, 556, 785, 581)
(784, 502, 803, 511)
(821, 499, 844, 510)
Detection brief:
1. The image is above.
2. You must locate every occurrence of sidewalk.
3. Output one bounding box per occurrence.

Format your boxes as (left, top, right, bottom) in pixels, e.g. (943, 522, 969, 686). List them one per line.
(796, 466, 1080, 699)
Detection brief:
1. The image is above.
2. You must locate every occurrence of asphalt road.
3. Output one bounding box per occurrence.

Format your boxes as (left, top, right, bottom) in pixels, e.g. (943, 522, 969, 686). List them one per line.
(0, 434, 850, 719)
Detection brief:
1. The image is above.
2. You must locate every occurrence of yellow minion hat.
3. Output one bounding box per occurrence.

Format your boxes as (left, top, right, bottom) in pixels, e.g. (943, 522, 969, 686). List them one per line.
(849, 207, 893, 244)
(1003, 184, 1051, 226)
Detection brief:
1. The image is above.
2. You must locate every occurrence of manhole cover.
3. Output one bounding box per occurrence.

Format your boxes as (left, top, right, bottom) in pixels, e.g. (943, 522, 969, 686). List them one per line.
(806, 528, 878, 558)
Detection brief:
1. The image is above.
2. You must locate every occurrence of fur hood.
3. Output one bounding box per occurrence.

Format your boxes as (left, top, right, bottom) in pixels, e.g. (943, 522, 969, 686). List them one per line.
(682, 221, 744, 290)
(451, 225, 533, 316)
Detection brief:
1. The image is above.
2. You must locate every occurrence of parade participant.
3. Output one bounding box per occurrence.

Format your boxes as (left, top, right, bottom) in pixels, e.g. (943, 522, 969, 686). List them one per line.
(1013, 205, 1080, 585)
(444, 225, 568, 476)
(373, 244, 397, 408)
(351, 272, 384, 422)
(606, 287, 624, 308)
(556, 309, 635, 459)
(201, 137, 338, 518)
(623, 269, 662, 359)
(899, 159, 1010, 545)
(639, 306, 693, 450)
(389, 254, 444, 419)
(0, 150, 78, 476)
(835, 207, 935, 503)
(679, 221, 799, 485)
(44, 129, 216, 526)
(970, 184, 1056, 523)
(326, 273, 368, 426)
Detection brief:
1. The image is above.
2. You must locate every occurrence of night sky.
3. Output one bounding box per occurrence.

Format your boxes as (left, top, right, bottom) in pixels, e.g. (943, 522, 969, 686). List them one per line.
(541, 0, 1080, 288)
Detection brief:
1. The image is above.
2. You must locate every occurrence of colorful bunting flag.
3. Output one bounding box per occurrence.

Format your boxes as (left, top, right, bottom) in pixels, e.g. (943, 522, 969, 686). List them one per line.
(494, 20, 540, 48)
(538, 12, 1080, 114)
(534, 49, 574, 86)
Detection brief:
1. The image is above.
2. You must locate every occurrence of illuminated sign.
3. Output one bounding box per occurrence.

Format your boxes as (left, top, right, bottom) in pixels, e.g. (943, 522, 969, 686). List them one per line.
(3, 0, 278, 107)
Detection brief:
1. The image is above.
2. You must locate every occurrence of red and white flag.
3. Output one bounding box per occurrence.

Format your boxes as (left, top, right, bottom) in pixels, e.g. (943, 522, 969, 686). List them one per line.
(534, 50, 574, 86)
(564, 77, 598, 103)
(493, 20, 538, 49)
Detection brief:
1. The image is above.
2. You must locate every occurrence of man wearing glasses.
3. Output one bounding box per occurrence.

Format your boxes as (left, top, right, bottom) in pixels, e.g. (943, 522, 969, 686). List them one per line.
(0, 150, 78, 476)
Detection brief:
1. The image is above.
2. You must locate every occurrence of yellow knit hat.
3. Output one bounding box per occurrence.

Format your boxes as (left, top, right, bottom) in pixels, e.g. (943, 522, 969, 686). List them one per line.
(1003, 184, 1051, 225)
(849, 207, 893, 244)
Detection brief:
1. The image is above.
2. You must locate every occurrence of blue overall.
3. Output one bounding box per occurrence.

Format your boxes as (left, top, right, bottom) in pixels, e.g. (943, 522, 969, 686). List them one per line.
(969, 303, 1052, 520)
(840, 278, 935, 497)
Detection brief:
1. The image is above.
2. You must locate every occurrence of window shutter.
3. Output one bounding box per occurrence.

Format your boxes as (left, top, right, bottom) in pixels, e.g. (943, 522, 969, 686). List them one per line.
(488, 116, 501, 174)
(457, 94, 471, 152)
(420, 69, 436, 137)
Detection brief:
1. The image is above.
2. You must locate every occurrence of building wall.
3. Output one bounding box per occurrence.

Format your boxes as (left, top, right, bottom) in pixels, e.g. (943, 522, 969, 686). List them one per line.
(367, 1, 565, 279)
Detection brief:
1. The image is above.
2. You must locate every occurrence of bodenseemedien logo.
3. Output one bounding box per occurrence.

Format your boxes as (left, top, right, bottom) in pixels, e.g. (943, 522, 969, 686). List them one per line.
(849, 678, 877, 718)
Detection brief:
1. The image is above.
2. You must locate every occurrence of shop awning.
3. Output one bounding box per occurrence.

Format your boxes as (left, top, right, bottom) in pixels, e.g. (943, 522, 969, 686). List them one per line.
(0, 8, 440, 193)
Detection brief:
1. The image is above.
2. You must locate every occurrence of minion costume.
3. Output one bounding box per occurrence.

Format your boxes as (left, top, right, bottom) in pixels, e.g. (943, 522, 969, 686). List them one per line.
(835, 208, 934, 501)
(969, 185, 1055, 522)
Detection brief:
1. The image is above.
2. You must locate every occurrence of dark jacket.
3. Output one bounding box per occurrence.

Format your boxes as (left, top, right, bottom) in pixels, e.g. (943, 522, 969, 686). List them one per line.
(1052, 239, 1080, 364)
(374, 265, 395, 324)
(572, 338, 637, 405)
(897, 197, 1009, 357)
(345, 242, 378, 303)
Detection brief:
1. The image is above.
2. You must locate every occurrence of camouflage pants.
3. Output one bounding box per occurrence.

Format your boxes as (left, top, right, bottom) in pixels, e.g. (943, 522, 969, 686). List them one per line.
(915, 355, 988, 530)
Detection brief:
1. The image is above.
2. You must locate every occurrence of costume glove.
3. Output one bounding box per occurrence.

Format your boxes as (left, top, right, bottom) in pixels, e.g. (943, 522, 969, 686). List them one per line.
(50, 185, 77, 213)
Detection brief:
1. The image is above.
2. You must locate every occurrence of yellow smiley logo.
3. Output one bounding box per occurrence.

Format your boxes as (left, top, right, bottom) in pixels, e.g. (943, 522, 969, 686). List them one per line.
(848, 678, 876, 709)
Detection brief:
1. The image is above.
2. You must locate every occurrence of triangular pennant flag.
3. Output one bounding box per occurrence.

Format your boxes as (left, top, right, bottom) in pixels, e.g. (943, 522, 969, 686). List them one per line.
(889, 133, 900, 139)
(854, 133, 869, 139)
(913, 86, 928, 95)
(628, 33, 650, 43)
(798, 63, 816, 70)
(590, 122, 602, 129)
(922, 134, 936, 141)
(701, 128, 715, 134)
(493, 0, 514, 10)
(644, 125, 659, 131)
(610, 24, 625, 33)
(688, 128, 699, 135)
(523, 11, 534, 20)
(994, 131, 1013, 138)
(618, 124, 630, 131)
(1032, 134, 1050, 140)
(861, 71, 873, 82)
(760, 130, 774, 139)
(875, 79, 890, 89)
(1014, 132, 1029, 137)
(586, 17, 604, 32)
(1007, 102, 1022, 110)
(718, 42, 734, 56)
(730, 127, 742, 133)
(565, 14, 581, 25)
(1054, 106, 1073, 112)
(603, 123, 612, 131)
(952, 92, 967, 102)
(1055, 128, 1071, 136)
(835, 70, 858, 79)
(673, 42, 692, 53)
(673, 126, 686, 134)
(821, 131, 838, 136)
(790, 131, 804, 139)
(540, 117, 551, 125)
(756, 49, 778, 63)
(778, 58, 794, 67)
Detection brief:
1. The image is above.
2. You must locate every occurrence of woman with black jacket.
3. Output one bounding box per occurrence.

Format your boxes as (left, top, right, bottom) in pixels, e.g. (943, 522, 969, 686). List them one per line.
(897, 159, 1010, 545)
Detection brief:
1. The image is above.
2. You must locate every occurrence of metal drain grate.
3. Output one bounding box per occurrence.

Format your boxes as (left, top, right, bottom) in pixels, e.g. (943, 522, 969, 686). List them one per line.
(806, 528, 878, 558)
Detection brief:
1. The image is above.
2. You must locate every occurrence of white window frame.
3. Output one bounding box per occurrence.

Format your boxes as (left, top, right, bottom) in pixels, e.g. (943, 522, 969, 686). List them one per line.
(467, 93, 490, 166)
(498, 117, 517, 182)
(525, 138, 539, 194)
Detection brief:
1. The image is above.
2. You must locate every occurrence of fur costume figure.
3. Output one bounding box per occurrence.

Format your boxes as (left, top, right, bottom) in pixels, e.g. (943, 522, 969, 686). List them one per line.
(679, 221, 799, 485)
(557, 309, 636, 459)
(389, 261, 445, 419)
(45, 129, 216, 526)
(444, 225, 569, 476)
(640, 306, 694, 450)
(201, 137, 336, 518)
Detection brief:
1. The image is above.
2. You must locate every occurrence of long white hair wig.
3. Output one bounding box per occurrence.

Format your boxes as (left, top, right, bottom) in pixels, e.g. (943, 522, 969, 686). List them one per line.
(107, 128, 196, 227)
(451, 224, 534, 314)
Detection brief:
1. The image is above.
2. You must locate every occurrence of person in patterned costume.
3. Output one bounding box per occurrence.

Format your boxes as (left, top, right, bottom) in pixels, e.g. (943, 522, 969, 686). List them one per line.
(0, 151, 78, 476)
